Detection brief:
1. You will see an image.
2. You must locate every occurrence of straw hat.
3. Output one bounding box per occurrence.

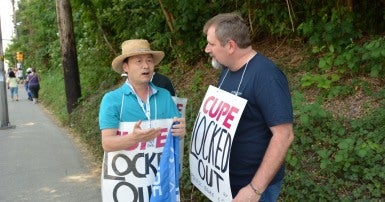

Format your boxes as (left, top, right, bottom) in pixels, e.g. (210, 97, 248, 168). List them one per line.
(111, 39, 165, 74)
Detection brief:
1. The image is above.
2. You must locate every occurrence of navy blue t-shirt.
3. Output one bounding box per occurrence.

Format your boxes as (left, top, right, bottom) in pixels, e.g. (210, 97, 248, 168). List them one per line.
(218, 53, 293, 191)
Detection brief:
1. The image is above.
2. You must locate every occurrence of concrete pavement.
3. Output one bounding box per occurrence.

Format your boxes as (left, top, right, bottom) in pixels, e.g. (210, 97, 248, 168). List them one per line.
(0, 87, 101, 202)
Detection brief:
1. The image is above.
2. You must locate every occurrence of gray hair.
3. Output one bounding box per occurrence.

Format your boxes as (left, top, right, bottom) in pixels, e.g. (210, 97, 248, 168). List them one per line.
(203, 13, 251, 48)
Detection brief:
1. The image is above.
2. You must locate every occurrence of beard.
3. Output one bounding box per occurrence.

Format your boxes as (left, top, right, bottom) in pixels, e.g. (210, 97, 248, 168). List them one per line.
(211, 58, 225, 70)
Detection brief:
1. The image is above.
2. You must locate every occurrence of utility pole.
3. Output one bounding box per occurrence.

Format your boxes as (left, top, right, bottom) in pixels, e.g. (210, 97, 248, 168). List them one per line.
(56, 0, 82, 114)
(0, 17, 15, 130)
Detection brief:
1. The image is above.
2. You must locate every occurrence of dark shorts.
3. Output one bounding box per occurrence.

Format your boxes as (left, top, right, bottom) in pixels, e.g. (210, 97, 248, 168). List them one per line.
(29, 85, 40, 98)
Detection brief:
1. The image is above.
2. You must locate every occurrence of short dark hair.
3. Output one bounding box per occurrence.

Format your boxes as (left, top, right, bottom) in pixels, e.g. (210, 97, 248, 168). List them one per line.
(8, 71, 16, 78)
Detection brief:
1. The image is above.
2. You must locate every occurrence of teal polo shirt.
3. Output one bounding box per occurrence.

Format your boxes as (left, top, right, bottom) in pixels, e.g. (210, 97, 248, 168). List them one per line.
(99, 82, 180, 130)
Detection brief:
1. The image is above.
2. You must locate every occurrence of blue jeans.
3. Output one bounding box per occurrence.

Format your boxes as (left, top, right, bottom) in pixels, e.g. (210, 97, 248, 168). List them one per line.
(25, 83, 32, 99)
(10, 87, 18, 98)
(260, 179, 283, 202)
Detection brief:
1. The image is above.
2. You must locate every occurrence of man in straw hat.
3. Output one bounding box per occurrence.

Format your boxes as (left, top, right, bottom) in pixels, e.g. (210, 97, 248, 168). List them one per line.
(99, 38, 186, 151)
(98, 39, 186, 201)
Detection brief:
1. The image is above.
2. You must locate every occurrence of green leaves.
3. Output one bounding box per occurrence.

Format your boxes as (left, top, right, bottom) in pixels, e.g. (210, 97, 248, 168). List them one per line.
(287, 88, 385, 200)
(8, 0, 385, 200)
(300, 73, 340, 89)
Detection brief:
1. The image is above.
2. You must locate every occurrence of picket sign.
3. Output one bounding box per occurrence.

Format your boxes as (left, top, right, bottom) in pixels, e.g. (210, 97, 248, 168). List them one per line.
(189, 85, 247, 201)
(101, 119, 173, 202)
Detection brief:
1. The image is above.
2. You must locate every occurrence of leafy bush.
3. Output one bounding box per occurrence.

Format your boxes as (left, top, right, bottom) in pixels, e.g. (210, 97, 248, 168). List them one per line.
(283, 91, 385, 200)
(300, 36, 385, 98)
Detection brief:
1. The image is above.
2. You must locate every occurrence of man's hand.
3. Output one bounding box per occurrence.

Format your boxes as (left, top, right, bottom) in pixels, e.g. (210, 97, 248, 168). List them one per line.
(130, 120, 162, 142)
(232, 184, 261, 202)
(171, 117, 186, 138)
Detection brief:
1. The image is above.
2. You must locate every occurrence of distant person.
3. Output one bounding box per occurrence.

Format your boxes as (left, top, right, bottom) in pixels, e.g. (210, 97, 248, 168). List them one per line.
(13, 67, 18, 77)
(26, 68, 40, 104)
(151, 71, 176, 96)
(16, 67, 24, 81)
(6, 68, 12, 78)
(6, 71, 19, 101)
(203, 13, 294, 201)
(25, 68, 33, 101)
(13, 67, 23, 87)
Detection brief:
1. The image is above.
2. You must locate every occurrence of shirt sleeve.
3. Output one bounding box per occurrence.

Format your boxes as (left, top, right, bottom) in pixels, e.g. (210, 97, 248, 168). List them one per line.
(99, 92, 120, 130)
(254, 67, 293, 127)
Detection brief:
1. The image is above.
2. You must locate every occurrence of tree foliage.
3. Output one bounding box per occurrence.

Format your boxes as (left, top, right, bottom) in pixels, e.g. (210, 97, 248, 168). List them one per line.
(4, 0, 385, 200)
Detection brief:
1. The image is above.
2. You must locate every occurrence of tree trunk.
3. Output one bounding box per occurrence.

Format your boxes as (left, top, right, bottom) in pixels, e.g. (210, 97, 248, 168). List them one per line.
(159, 0, 174, 32)
(346, 0, 353, 11)
(56, 0, 81, 114)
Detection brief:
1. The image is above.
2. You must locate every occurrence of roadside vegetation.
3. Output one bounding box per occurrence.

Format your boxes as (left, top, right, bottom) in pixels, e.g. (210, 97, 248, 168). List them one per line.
(5, 0, 385, 200)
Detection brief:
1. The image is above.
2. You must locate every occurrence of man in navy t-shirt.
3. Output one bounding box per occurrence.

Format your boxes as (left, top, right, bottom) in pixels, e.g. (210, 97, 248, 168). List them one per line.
(203, 13, 294, 202)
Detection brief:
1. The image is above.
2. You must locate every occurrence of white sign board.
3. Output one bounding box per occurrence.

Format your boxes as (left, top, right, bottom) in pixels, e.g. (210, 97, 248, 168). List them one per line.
(189, 85, 247, 201)
(101, 119, 173, 202)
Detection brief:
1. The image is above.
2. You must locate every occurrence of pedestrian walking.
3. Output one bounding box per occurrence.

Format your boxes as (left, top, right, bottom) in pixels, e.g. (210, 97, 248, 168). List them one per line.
(25, 68, 33, 101)
(26, 68, 40, 104)
(6, 71, 19, 101)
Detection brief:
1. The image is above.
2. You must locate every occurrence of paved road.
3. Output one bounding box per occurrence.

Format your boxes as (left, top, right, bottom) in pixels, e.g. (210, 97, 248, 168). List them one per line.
(0, 88, 101, 202)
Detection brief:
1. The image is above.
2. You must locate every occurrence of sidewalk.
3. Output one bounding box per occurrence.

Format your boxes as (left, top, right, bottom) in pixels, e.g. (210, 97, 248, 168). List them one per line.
(0, 87, 101, 202)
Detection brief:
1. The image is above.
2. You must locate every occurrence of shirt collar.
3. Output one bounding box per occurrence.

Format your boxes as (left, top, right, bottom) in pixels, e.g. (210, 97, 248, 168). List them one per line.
(120, 80, 159, 96)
